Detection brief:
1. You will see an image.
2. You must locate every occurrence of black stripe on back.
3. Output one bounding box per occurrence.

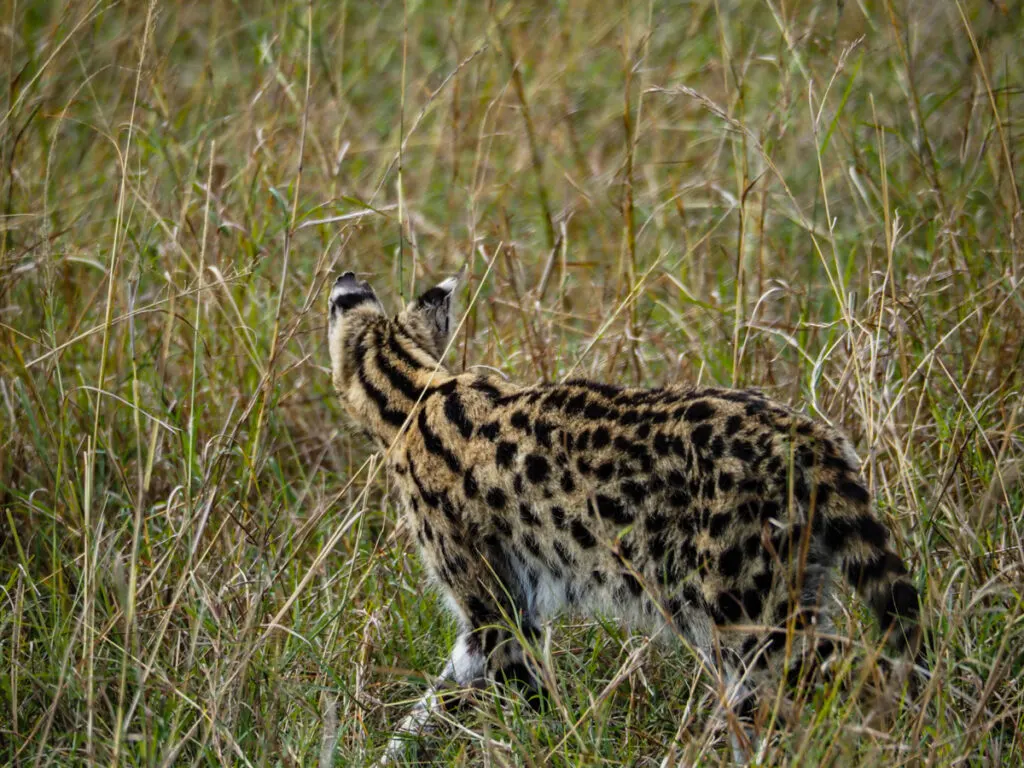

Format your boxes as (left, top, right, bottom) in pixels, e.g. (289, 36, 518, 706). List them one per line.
(390, 326, 437, 371)
(407, 456, 439, 508)
(354, 334, 408, 428)
(469, 378, 502, 402)
(372, 329, 428, 402)
(443, 391, 474, 440)
(418, 408, 463, 474)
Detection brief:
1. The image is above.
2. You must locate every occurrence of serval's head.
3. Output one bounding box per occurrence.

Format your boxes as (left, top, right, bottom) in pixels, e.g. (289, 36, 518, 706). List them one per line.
(327, 270, 461, 438)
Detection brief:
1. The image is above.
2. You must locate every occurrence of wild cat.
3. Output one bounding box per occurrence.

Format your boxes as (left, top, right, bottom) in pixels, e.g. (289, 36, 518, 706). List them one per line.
(326, 270, 923, 762)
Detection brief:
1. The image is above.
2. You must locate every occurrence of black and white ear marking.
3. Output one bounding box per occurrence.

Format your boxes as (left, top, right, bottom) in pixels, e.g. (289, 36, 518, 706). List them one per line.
(413, 269, 463, 343)
(330, 271, 381, 320)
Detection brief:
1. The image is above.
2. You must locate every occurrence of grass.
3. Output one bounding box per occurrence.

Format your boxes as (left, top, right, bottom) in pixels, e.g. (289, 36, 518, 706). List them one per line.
(1, 0, 1023, 765)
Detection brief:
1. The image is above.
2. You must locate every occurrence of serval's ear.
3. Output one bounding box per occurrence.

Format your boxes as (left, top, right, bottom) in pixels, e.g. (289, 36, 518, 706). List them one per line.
(328, 271, 385, 394)
(404, 267, 464, 359)
(329, 271, 384, 322)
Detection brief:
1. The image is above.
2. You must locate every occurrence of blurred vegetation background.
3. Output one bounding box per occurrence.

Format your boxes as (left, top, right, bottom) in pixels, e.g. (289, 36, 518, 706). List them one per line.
(1, 0, 1022, 764)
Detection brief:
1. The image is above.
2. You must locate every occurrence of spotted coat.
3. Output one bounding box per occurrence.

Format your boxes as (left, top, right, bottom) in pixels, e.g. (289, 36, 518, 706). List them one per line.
(326, 271, 923, 760)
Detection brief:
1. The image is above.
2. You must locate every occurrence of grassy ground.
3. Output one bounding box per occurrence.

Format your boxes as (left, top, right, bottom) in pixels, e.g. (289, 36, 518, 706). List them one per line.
(2, 0, 1023, 765)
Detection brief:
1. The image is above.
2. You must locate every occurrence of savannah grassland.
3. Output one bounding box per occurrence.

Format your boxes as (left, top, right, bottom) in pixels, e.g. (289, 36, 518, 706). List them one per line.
(1, 1, 1023, 765)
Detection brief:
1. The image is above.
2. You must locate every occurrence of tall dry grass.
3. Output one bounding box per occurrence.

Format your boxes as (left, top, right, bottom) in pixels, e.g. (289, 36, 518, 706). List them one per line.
(1, 1, 1022, 764)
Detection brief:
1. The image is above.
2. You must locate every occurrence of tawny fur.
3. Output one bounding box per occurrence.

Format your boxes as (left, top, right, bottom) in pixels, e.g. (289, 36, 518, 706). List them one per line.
(326, 271, 922, 760)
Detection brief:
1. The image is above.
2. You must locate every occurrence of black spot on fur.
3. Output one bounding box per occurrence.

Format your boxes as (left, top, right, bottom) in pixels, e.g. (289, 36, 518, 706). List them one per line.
(742, 589, 763, 620)
(469, 378, 502, 402)
(571, 520, 597, 549)
(619, 409, 640, 425)
(648, 536, 666, 559)
(520, 503, 540, 526)
(739, 478, 765, 495)
(716, 592, 744, 623)
(439, 494, 459, 523)
(621, 480, 645, 503)
(594, 495, 633, 525)
(511, 411, 531, 431)
(496, 441, 518, 468)
(486, 488, 507, 510)
(525, 454, 550, 484)
(646, 512, 668, 534)
(811, 483, 833, 511)
(463, 469, 479, 499)
(737, 501, 759, 523)
(785, 474, 808, 503)
(744, 534, 761, 558)
(725, 414, 744, 436)
(653, 432, 670, 455)
(522, 532, 543, 559)
(565, 393, 589, 415)
(839, 478, 870, 504)
(881, 580, 920, 630)
(709, 436, 725, 459)
(684, 401, 716, 422)
(553, 539, 576, 567)
(844, 549, 903, 587)
(592, 426, 611, 450)
(744, 400, 766, 416)
(719, 545, 744, 578)
(826, 514, 887, 552)
(671, 436, 688, 458)
(534, 420, 555, 449)
(823, 453, 851, 471)
(667, 469, 686, 489)
(551, 505, 567, 529)
(571, 380, 621, 398)
(544, 390, 569, 410)
(796, 445, 816, 468)
(576, 430, 590, 452)
(595, 461, 616, 481)
(467, 596, 493, 624)
(691, 423, 713, 449)
(623, 572, 643, 596)
(478, 421, 500, 441)
(765, 626, 788, 654)
(560, 470, 576, 493)
(731, 439, 755, 462)
(482, 627, 501, 654)
(668, 491, 690, 509)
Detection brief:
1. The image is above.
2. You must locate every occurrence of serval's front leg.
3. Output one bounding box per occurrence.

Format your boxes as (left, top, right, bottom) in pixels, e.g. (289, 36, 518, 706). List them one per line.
(380, 632, 485, 764)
